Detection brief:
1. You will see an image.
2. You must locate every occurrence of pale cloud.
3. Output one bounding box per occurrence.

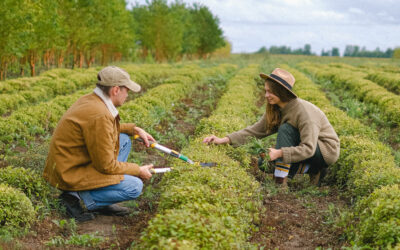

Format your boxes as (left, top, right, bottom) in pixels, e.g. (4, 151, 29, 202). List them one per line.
(348, 7, 364, 15)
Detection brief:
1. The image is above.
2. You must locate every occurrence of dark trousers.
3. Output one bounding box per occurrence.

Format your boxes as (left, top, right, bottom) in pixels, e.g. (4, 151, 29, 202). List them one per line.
(275, 123, 327, 178)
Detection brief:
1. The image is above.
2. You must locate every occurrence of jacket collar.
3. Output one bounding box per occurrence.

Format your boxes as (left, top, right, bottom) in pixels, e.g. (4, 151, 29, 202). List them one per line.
(281, 98, 299, 115)
(93, 87, 119, 118)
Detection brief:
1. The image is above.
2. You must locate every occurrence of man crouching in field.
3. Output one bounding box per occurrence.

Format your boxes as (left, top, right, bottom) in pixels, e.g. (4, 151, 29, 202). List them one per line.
(43, 66, 155, 222)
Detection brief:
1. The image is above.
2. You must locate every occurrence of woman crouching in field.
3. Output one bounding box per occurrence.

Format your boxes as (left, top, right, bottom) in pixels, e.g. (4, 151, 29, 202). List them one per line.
(203, 68, 340, 187)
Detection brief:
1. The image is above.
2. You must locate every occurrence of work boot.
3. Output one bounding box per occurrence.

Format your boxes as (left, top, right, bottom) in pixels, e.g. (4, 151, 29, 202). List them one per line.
(274, 176, 288, 189)
(59, 193, 95, 222)
(91, 204, 130, 216)
(309, 167, 327, 187)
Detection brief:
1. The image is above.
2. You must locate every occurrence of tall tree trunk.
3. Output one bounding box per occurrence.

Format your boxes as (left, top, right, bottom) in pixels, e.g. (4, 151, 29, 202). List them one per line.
(0, 58, 7, 81)
(29, 50, 36, 77)
(79, 50, 84, 68)
(142, 47, 148, 59)
(101, 45, 108, 66)
(72, 47, 78, 69)
(57, 50, 64, 68)
(43, 50, 48, 69)
(85, 49, 95, 68)
(20, 56, 26, 76)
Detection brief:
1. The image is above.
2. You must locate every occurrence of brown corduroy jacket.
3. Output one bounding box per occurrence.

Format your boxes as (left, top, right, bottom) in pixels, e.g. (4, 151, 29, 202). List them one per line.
(43, 93, 140, 191)
(227, 98, 340, 166)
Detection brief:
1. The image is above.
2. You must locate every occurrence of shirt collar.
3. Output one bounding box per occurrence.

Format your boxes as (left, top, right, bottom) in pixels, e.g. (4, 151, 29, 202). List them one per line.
(93, 87, 119, 118)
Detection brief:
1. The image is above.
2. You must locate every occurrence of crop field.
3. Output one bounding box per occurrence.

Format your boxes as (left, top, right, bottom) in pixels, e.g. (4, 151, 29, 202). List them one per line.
(1, 54, 400, 249)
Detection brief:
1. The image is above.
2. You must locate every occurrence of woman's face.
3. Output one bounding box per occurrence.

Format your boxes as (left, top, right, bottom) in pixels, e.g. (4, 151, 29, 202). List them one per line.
(264, 81, 282, 105)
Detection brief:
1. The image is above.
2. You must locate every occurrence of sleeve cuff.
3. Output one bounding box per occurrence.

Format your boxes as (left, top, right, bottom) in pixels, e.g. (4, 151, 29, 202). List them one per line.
(281, 147, 292, 164)
(120, 123, 136, 136)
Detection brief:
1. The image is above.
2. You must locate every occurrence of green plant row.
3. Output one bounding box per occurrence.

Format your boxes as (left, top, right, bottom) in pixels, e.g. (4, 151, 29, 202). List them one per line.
(137, 65, 262, 249)
(119, 64, 237, 128)
(290, 65, 400, 247)
(327, 62, 400, 95)
(0, 64, 221, 151)
(359, 63, 400, 74)
(0, 64, 179, 117)
(349, 184, 400, 248)
(299, 62, 400, 126)
(365, 71, 400, 95)
(0, 184, 36, 235)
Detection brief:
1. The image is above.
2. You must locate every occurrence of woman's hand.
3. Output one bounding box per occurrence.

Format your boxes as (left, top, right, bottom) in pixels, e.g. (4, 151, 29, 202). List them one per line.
(202, 135, 230, 145)
(134, 127, 156, 147)
(268, 148, 283, 161)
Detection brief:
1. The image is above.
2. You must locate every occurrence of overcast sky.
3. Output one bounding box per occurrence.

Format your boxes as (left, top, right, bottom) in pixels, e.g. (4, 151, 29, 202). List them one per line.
(127, 0, 400, 55)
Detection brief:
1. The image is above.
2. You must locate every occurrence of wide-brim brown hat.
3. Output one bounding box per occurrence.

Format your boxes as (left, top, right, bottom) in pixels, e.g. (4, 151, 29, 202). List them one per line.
(260, 68, 297, 98)
(98, 66, 141, 92)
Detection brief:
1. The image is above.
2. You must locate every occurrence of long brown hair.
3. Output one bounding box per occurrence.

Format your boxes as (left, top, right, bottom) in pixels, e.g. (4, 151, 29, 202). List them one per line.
(265, 80, 296, 133)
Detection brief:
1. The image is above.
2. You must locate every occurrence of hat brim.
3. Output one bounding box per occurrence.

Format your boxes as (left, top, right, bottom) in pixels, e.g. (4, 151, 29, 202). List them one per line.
(260, 73, 297, 98)
(125, 80, 141, 92)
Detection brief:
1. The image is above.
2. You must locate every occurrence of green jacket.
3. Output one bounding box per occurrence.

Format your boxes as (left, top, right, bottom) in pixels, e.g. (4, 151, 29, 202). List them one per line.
(227, 98, 340, 165)
(43, 93, 139, 191)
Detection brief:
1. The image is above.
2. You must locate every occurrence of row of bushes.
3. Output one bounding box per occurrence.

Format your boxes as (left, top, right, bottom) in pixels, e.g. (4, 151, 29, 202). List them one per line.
(291, 65, 400, 247)
(137, 65, 262, 248)
(328, 62, 400, 95)
(0, 166, 55, 235)
(359, 64, 400, 74)
(0, 64, 220, 151)
(365, 71, 400, 95)
(299, 62, 400, 126)
(0, 184, 36, 235)
(0, 63, 236, 237)
(120, 63, 237, 128)
(0, 64, 181, 117)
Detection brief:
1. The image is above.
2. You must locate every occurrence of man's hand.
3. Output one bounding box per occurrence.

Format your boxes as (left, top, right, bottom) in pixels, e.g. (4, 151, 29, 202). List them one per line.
(134, 127, 156, 147)
(268, 148, 283, 161)
(202, 135, 230, 145)
(139, 164, 153, 180)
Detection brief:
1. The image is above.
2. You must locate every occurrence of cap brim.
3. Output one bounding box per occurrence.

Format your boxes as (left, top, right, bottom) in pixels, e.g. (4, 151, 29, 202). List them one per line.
(125, 80, 141, 92)
(259, 73, 297, 98)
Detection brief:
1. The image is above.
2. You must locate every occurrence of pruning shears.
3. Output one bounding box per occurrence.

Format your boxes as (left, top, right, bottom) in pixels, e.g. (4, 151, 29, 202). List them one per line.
(133, 135, 217, 169)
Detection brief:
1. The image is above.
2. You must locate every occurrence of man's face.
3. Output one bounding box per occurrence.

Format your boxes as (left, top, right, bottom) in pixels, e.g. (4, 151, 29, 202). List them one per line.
(113, 86, 129, 107)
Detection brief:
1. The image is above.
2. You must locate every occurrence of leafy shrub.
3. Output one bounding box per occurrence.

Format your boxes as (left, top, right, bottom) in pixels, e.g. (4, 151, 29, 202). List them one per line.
(349, 184, 400, 247)
(0, 184, 36, 233)
(140, 206, 247, 249)
(0, 166, 51, 204)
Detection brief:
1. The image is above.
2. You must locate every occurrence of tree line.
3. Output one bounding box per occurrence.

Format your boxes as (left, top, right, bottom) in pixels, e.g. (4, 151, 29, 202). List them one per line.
(257, 44, 399, 58)
(0, 0, 226, 80)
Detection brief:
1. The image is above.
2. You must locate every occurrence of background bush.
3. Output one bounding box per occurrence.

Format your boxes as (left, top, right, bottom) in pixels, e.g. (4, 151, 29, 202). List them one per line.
(0, 184, 36, 235)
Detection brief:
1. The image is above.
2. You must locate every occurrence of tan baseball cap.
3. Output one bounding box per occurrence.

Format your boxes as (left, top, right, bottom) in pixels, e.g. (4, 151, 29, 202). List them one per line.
(98, 66, 141, 92)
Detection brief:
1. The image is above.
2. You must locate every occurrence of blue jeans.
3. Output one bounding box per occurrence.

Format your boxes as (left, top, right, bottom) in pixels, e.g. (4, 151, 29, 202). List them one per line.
(79, 133, 143, 210)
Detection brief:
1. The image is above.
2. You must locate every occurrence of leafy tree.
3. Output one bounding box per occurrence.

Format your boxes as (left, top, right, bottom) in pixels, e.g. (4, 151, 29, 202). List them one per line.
(191, 4, 225, 59)
(344, 45, 360, 57)
(331, 47, 340, 56)
(393, 48, 400, 59)
(303, 44, 311, 55)
(256, 46, 268, 54)
(132, 0, 184, 61)
(0, 0, 32, 79)
(212, 39, 232, 58)
(21, 0, 59, 76)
